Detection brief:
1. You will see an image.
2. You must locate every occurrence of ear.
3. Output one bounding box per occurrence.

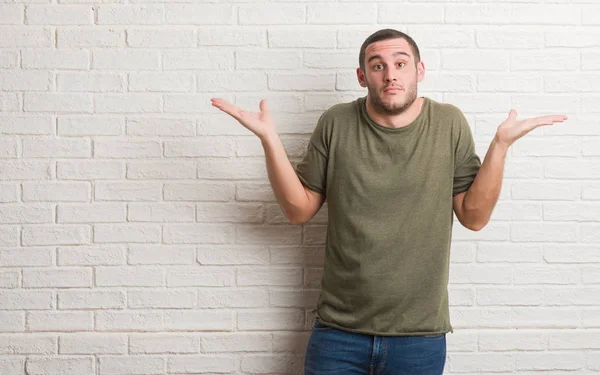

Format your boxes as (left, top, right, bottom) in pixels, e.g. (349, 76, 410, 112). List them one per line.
(416, 60, 425, 83)
(356, 67, 367, 88)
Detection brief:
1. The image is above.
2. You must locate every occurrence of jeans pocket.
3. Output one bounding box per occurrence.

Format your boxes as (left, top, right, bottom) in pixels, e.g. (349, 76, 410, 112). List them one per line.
(312, 319, 334, 332)
(421, 334, 445, 340)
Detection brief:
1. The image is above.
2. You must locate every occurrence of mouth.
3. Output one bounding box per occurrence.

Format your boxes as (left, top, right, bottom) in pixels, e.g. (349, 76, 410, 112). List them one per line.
(383, 86, 403, 93)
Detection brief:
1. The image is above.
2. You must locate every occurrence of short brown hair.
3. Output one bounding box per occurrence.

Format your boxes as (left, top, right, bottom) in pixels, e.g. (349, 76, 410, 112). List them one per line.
(359, 29, 421, 71)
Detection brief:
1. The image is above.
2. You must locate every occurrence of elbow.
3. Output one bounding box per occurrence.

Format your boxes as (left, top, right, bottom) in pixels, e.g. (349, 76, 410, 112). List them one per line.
(288, 215, 307, 225)
(463, 216, 489, 231)
(465, 221, 486, 231)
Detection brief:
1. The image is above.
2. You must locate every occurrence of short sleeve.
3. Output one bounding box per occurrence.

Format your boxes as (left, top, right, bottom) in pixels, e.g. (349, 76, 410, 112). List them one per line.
(295, 114, 329, 197)
(453, 111, 481, 196)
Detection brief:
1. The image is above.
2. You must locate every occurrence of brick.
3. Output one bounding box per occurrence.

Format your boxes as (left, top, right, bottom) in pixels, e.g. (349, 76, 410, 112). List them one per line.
(95, 182, 162, 201)
(163, 50, 232, 70)
(23, 137, 91, 158)
(0, 291, 54, 310)
(58, 116, 123, 136)
(239, 4, 304, 25)
(169, 356, 236, 373)
(23, 268, 92, 287)
(126, 117, 195, 136)
(129, 72, 193, 92)
(379, 4, 443, 23)
(0, 335, 56, 355)
(57, 27, 123, 47)
(165, 4, 233, 25)
(268, 73, 335, 91)
(0, 27, 52, 47)
(0, 311, 23, 331)
(0, 183, 18, 203)
(307, 4, 376, 24)
(0, 160, 52, 180)
(22, 225, 91, 246)
(163, 182, 234, 202)
(0, 271, 20, 288)
(58, 290, 125, 309)
(128, 203, 195, 222)
(196, 203, 263, 223)
(197, 245, 269, 265)
(199, 27, 265, 46)
(94, 224, 161, 243)
(163, 224, 234, 244)
(57, 73, 124, 92)
(0, 5, 22, 24)
(129, 334, 197, 354)
(442, 50, 508, 71)
(0, 70, 54, 91)
(511, 223, 577, 243)
(0, 248, 53, 267)
(477, 74, 542, 92)
(128, 244, 194, 265)
(477, 243, 542, 263)
(164, 310, 232, 331)
(241, 355, 304, 373)
(128, 290, 195, 308)
(26, 5, 92, 25)
(0, 204, 53, 224)
(197, 72, 267, 92)
(268, 28, 335, 48)
(445, 4, 510, 24)
(127, 28, 194, 48)
(59, 334, 127, 354)
(58, 245, 125, 266)
(96, 266, 164, 286)
(95, 94, 161, 113)
(201, 333, 271, 352)
(27, 312, 93, 331)
(512, 4, 579, 25)
(94, 140, 161, 158)
(57, 160, 123, 180)
(96, 311, 163, 331)
(23, 182, 90, 202)
(97, 5, 163, 25)
(93, 50, 160, 70)
(198, 288, 269, 309)
(237, 309, 304, 330)
(26, 358, 94, 374)
(477, 29, 544, 49)
(57, 203, 126, 223)
(164, 138, 234, 157)
(0, 51, 18, 68)
(127, 161, 196, 179)
(236, 50, 301, 70)
(24, 93, 92, 113)
(166, 268, 234, 287)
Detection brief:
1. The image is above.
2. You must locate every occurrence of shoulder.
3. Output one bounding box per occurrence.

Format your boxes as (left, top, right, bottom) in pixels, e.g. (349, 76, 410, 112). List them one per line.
(320, 98, 361, 122)
(314, 97, 362, 135)
(426, 97, 466, 121)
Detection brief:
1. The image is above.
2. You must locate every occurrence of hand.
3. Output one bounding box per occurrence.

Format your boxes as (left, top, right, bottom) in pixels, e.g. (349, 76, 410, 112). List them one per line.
(210, 98, 276, 140)
(495, 109, 568, 149)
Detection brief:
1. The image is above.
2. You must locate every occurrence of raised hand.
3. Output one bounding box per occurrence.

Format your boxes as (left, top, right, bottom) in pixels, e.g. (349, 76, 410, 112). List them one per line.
(495, 109, 568, 149)
(210, 98, 275, 140)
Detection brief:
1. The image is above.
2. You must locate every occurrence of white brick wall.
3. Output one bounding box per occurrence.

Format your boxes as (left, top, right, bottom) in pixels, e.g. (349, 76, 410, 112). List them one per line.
(0, 1, 598, 375)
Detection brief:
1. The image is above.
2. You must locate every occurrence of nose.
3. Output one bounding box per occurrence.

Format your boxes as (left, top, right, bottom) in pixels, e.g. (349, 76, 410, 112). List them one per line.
(384, 68, 396, 83)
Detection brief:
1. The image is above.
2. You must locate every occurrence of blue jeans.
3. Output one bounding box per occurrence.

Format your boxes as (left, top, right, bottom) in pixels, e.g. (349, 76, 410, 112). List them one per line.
(305, 320, 447, 375)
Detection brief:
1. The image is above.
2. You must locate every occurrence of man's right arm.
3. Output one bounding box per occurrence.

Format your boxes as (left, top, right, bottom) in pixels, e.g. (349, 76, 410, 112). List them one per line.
(210, 97, 325, 225)
(261, 132, 325, 225)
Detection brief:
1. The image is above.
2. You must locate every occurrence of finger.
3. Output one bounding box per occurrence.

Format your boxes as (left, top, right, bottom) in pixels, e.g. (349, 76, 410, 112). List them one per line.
(527, 115, 568, 127)
(211, 98, 244, 120)
(508, 109, 517, 121)
(259, 99, 269, 115)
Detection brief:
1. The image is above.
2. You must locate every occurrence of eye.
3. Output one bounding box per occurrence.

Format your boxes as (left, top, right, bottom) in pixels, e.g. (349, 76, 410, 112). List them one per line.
(373, 64, 383, 70)
(397, 62, 406, 68)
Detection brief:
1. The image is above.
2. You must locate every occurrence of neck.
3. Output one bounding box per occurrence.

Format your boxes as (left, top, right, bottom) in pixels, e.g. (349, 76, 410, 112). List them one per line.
(366, 96, 424, 129)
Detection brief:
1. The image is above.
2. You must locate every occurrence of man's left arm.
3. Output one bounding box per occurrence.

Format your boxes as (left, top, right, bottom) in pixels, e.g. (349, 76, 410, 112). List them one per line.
(453, 109, 568, 231)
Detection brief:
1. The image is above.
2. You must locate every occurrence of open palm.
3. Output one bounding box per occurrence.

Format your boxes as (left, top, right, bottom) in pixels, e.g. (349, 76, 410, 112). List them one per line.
(211, 98, 275, 140)
(495, 109, 568, 148)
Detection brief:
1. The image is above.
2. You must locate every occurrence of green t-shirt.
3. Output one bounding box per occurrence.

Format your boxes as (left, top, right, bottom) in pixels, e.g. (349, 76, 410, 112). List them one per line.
(296, 96, 481, 336)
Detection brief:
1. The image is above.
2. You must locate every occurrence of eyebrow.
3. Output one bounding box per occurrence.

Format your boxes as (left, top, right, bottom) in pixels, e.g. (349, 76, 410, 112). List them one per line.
(367, 51, 411, 64)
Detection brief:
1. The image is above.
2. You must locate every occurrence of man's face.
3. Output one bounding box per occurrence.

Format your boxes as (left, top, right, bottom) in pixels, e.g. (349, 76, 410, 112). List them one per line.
(357, 38, 425, 116)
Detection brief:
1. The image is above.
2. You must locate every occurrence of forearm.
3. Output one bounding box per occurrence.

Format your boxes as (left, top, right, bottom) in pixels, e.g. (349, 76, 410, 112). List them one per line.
(261, 132, 311, 223)
(461, 137, 509, 229)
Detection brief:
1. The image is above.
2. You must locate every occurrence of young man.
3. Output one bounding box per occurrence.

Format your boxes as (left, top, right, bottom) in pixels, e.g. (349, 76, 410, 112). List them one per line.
(211, 29, 567, 375)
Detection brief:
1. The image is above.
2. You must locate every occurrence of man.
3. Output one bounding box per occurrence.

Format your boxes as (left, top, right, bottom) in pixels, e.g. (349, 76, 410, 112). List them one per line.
(211, 29, 567, 375)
